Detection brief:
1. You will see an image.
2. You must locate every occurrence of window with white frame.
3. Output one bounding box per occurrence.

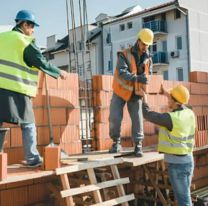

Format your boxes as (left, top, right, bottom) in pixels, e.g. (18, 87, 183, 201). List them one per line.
(119, 24, 125, 31)
(177, 67, 183, 81)
(127, 22, 133, 29)
(176, 36, 182, 50)
(108, 60, 113, 72)
(174, 9, 181, 19)
(163, 70, 168, 80)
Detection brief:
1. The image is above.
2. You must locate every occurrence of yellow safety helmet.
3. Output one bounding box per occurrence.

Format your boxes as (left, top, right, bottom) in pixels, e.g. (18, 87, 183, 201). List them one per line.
(137, 28, 154, 45)
(170, 85, 190, 104)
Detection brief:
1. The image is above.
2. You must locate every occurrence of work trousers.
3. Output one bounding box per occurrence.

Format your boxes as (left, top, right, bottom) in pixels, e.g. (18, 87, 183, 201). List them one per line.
(0, 123, 41, 164)
(168, 162, 194, 206)
(109, 93, 144, 143)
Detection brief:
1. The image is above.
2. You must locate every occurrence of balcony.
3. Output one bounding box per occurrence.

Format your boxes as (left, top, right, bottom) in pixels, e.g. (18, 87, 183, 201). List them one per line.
(143, 20, 167, 35)
(152, 52, 168, 65)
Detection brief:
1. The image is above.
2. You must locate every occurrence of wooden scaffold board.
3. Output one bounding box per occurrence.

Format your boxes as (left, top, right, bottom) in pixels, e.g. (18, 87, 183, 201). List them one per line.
(55, 157, 135, 206)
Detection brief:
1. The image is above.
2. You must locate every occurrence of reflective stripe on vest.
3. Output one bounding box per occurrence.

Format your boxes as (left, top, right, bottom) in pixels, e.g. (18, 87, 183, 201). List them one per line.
(158, 108, 195, 155)
(0, 31, 39, 97)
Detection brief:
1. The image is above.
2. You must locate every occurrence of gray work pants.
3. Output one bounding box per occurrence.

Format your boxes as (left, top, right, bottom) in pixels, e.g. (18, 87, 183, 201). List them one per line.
(109, 93, 144, 143)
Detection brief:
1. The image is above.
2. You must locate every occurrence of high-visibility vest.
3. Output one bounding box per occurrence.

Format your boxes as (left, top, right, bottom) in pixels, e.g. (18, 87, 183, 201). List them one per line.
(112, 48, 150, 101)
(158, 108, 196, 155)
(0, 31, 39, 97)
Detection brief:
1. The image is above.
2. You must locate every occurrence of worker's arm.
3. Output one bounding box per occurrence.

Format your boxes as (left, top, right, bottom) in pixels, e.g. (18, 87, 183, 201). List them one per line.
(142, 102, 173, 131)
(24, 41, 66, 79)
(117, 52, 147, 83)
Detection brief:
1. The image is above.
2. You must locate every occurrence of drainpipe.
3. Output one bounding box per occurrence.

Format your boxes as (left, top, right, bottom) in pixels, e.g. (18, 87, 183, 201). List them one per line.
(185, 11, 191, 80)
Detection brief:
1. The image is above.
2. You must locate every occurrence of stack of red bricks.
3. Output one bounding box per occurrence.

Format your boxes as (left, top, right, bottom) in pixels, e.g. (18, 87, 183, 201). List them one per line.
(92, 75, 132, 150)
(92, 72, 208, 151)
(189, 71, 208, 148)
(3, 72, 82, 164)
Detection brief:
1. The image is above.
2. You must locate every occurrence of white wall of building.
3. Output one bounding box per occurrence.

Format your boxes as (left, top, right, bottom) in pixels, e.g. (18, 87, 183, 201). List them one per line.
(179, 0, 208, 72)
(102, 3, 191, 81)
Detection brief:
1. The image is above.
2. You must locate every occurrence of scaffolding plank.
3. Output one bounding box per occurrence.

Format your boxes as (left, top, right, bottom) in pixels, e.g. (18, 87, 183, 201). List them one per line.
(56, 158, 123, 175)
(123, 152, 164, 167)
(91, 194, 135, 206)
(61, 177, 130, 197)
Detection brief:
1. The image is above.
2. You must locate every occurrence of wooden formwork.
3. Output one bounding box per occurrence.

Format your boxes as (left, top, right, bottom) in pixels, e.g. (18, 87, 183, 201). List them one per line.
(55, 158, 135, 206)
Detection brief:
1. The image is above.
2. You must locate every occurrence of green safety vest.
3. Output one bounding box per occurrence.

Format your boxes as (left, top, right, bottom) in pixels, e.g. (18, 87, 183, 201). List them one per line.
(0, 31, 39, 97)
(158, 108, 196, 155)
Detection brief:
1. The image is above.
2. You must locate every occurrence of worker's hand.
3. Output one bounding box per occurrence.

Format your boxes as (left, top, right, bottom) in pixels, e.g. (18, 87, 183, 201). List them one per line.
(159, 84, 169, 97)
(136, 73, 148, 84)
(60, 70, 68, 80)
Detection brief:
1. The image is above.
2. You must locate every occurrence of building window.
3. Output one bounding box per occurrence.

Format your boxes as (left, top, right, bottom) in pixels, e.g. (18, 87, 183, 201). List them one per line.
(152, 42, 157, 53)
(108, 60, 112, 72)
(177, 67, 183, 81)
(120, 44, 125, 50)
(49, 53, 54, 60)
(127, 22, 133, 29)
(163, 70, 168, 80)
(176, 36, 182, 50)
(162, 40, 167, 52)
(161, 13, 166, 21)
(175, 9, 181, 19)
(119, 24, 125, 31)
(106, 33, 111, 44)
(77, 41, 84, 51)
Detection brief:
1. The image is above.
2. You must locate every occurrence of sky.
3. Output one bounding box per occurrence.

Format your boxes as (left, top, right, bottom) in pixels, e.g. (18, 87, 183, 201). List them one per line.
(0, 0, 170, 47)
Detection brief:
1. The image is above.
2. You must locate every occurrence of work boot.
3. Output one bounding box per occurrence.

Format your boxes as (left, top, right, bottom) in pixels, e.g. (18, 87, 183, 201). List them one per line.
(134, 141, 143, 157)
(109, 139, 122, 153)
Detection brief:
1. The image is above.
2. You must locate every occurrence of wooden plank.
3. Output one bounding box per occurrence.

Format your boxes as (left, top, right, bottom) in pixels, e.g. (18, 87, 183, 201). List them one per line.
(110, 165, 129, 206)
(91, 194, 135, 206)
(61, 177, 130, 197)
(87, 168, 103, 203)
(56, 158, 123, 175)
(60, 174, 74, 206)
(123, 152, 164, 167)
(0, 167, 55, 185)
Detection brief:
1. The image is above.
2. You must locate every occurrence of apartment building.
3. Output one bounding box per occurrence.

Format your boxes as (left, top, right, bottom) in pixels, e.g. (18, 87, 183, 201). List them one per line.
(43, 0, 208, 81)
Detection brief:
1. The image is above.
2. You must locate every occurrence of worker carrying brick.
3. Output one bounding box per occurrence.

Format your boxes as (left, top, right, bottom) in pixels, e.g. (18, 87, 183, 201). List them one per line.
(109, 28, 154, 157)
(142, 85, 196, 206)
(0, 10, 68, 167)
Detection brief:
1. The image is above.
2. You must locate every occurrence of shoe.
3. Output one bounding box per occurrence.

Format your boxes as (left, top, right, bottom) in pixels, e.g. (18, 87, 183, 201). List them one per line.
(134, 145, 143, 157)
(22, 157, 43, 168)
(109, 142, 122, 153)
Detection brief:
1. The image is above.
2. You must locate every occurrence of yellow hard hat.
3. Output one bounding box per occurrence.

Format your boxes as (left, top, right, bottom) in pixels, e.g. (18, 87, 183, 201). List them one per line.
(137, 28, 154, 45)
(170, 85, 190, 104)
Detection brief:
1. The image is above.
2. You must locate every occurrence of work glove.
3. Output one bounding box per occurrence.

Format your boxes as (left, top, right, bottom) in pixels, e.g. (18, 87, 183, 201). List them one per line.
(136, 73, 148, 84)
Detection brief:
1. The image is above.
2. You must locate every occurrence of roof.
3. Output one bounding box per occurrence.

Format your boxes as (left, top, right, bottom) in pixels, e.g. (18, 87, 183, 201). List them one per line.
(103, 0, 177, 25)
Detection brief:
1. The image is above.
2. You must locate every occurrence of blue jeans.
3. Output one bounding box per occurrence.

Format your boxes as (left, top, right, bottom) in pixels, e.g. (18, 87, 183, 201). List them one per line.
(168, 162, 194, 206)
(109, 93, 143, 143)
(21, 123, 41, 164)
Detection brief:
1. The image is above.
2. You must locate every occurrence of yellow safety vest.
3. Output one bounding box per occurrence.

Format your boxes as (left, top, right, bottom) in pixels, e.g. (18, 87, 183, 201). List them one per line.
(158, 108, 196, 155)
(0, 31, 39, 97)
(112, 48, 150, 101)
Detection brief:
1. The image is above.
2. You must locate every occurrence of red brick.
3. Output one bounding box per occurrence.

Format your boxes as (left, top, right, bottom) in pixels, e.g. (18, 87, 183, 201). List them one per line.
(0, 153, 7, 180)
(10, 127, 23, 147)
(44, 146, 60, 170)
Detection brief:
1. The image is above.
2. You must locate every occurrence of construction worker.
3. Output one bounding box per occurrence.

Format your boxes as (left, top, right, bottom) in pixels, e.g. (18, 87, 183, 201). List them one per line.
(109, 28, 154, 157)
(0, 10, 68, 167)
(142, 85, 195, 206)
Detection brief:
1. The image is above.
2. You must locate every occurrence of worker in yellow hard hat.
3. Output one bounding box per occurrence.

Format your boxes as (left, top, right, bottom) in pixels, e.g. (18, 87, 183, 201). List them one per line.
(109, 28, 154, 157)
(142, 84, 196, 206)
(0, 10, 68, 168)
